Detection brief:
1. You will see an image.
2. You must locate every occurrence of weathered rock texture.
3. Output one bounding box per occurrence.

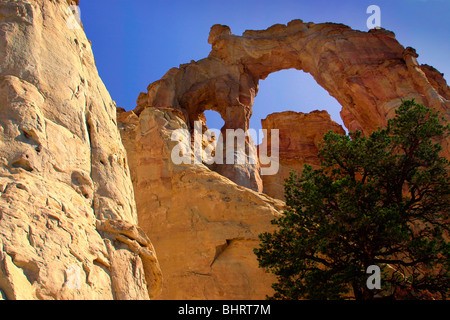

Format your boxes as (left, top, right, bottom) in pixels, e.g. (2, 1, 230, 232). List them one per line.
(0, 0, 161, 300)
(118, 107, 284, 299)
(260, 111, 346, 200)
(136, 20, 449, 191)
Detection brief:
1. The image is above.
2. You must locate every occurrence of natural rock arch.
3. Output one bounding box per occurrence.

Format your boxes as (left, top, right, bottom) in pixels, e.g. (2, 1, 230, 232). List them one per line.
(118, 19, 449, 300)
(135, 19, 450, 192)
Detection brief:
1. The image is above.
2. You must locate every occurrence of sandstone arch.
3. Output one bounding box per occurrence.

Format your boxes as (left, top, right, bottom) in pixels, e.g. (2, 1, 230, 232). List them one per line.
(119, 19, 449, 299)
(135, 19, 449, 192)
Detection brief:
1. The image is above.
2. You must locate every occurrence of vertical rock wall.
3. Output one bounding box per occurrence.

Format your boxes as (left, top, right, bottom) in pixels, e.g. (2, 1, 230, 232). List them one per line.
(2, 2, 447, 300)
(0, 0, 161, 300)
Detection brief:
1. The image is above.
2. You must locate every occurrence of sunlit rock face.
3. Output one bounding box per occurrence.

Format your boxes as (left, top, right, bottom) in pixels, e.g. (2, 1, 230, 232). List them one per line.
(0, 0, 161, 300)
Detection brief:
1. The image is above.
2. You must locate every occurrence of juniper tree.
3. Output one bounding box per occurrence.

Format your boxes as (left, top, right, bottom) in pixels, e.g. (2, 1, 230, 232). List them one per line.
(254, 100, 449, 300)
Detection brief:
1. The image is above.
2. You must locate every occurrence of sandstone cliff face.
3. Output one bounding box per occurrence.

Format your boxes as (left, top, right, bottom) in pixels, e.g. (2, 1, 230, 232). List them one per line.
(260, 111, 346, 200)
(0, 0, 161, 299)
(118, 107, 284, 299)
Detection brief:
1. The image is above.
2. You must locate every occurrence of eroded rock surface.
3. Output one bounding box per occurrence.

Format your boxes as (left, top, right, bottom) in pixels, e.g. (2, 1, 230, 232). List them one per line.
(0, 0, 161, 300)
(118, 107, 284, 299)
(260, 111, 346, 200)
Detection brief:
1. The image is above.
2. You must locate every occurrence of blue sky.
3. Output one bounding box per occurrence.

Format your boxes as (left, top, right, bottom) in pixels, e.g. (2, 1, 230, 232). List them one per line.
(80, 0, 450, 133)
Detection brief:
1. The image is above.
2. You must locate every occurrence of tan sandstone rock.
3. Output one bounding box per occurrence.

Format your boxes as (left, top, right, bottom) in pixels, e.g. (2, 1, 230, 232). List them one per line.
(0, 0, 161, 300)
(260, 110, 346, 200)
(118, 107, 284, 299)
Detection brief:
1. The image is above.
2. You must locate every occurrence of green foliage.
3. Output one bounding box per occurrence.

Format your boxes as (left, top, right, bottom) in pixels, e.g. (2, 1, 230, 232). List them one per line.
(254, 100, 450, 300)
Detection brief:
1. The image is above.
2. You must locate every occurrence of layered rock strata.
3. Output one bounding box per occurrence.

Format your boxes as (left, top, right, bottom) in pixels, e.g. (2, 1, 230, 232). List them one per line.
(2, 0, 448, 301)
(260, 111, 346, 200)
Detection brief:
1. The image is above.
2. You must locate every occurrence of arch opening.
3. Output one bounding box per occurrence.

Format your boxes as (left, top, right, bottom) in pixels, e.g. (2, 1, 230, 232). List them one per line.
(251, 68, 348, 200)
(251, 68, 347, 137)
(203, 109, 225, 132)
